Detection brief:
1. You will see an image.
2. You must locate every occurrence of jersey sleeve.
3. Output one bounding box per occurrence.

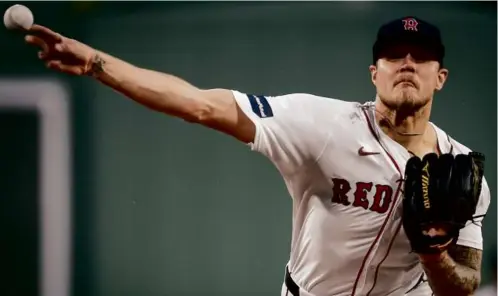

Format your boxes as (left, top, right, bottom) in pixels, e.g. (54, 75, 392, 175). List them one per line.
(456, 177, 491, 250)
(231, 90, 332, 175)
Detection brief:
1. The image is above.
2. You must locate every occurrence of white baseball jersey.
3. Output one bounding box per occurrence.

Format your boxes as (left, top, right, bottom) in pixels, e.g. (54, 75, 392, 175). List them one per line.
(231, 91, 491, 296)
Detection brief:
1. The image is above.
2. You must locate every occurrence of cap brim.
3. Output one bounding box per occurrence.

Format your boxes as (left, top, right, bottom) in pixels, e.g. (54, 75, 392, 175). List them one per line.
(373, 38, 445, 64)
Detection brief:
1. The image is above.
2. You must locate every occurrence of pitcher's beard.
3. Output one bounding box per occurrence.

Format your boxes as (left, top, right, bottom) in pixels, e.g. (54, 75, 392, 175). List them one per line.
(380, 91, 430, 116)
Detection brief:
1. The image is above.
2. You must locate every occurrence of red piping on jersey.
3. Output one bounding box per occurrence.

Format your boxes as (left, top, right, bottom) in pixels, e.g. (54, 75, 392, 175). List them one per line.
(351, 108, 404, 296)
(366, 220, 403, 296)
(436, 141, 442, 155)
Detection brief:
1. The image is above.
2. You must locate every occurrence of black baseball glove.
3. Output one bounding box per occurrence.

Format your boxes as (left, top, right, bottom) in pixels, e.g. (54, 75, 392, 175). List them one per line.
(402, 152, 485, 254)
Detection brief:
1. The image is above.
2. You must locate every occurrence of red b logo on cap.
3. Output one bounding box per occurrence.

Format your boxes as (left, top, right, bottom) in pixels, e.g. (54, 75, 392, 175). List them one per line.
(402, 18, 418, 31)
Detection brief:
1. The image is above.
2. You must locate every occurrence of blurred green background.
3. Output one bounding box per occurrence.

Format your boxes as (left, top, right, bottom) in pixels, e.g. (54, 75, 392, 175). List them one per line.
(0, 2, 495, 296)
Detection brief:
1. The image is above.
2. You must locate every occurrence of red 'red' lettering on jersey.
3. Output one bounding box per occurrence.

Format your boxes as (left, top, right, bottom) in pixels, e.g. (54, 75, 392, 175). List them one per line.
(331, 178, 394, 214)
(331, 178, 352, 206)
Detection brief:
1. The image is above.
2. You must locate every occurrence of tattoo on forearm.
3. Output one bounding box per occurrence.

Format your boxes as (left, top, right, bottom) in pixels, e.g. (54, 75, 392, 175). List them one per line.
(421, 245, 481, 296)
(89, 54, 106, 76)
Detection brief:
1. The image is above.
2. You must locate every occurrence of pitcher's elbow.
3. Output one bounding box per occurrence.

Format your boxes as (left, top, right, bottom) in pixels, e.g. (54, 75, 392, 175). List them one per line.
(194, 105, 215, 124)
(184, 102, 215, 124)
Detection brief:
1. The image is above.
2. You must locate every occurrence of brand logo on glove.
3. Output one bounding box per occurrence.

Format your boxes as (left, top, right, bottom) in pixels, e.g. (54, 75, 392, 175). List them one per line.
(421, 162, 430, 209)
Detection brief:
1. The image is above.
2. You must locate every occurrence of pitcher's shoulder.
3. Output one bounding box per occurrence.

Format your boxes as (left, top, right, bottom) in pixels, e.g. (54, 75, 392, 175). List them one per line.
(232, 90, 367, 130)
(271, 93, 360, 109)
(308, 94, 363, 108)
(285, 93, 367, 119)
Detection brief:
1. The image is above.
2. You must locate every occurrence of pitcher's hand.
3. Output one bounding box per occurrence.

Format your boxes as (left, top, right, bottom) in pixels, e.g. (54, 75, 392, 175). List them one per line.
(25, 24, 97, 75)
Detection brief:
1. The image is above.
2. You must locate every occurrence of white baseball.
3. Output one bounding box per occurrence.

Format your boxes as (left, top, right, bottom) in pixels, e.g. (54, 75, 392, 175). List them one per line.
(4, 4, 34, 30)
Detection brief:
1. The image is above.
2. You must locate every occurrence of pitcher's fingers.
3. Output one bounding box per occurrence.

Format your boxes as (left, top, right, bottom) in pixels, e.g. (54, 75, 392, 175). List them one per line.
(38, 51, 51, 60)
(25, 35, 49, 52)
(38, 49, 62, 61)
(29, 24, 63, 43)
(46, 60, 61, 68)
(46, 60, 83, 75)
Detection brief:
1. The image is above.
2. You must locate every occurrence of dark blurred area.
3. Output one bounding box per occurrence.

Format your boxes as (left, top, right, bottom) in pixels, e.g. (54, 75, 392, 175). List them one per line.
(0, 2, 495, 296)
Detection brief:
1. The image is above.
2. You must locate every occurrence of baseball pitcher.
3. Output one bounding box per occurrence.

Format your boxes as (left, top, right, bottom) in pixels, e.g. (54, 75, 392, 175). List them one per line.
(23, 15, 490, 296)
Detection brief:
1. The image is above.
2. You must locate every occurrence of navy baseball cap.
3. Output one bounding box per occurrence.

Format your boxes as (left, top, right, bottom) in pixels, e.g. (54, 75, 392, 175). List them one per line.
(372, 16, 445, 66)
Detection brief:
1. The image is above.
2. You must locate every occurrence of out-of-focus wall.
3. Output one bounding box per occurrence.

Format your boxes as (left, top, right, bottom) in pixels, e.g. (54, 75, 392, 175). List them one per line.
(0, 3, 151, 296)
